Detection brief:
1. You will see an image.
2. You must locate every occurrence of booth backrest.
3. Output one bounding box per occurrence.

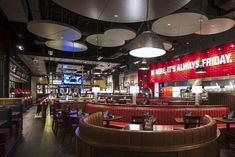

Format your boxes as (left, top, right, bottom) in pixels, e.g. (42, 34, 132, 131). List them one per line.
(0, 104, 23, 119)
(79, 113, 217, 150)
(0, 108, 12, 128)
(136, 98, 195, 105)
(85, 103, 229, 125)
(83, 112, 103, 127)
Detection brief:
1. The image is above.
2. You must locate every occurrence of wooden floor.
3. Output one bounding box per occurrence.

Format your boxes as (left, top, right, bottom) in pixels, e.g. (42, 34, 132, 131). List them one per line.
(10, 106, 75, 157)
(8, 106, 235, 157)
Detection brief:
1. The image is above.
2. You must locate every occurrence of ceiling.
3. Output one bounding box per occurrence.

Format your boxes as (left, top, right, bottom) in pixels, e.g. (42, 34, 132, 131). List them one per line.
(0, 0, 235, 76)
(18, 54, 119, 76)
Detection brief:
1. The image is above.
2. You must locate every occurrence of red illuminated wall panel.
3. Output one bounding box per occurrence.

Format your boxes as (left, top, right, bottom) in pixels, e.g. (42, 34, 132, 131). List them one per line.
(148, 42, 235, 83)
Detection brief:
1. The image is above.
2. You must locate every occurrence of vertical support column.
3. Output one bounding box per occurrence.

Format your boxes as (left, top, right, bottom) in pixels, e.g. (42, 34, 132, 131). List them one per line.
(0, 27, 10, 98)
(112, 73, 119, 92)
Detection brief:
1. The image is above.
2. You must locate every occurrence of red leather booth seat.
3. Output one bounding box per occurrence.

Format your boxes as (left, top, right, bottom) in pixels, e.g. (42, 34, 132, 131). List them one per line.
(168, 100, 195, 105)
(136, 98, 195, 105)
(85, 103, 229, 125)
(148, 99, 170, 105)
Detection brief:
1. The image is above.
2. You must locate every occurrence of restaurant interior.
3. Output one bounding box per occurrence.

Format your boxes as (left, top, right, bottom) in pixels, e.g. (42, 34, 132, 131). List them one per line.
(0, 0, 235, 157)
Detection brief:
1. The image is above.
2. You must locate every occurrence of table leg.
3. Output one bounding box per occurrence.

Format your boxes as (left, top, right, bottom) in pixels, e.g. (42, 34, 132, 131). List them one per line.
(226, 123, 230, 131)
(106, 121, 110, 127)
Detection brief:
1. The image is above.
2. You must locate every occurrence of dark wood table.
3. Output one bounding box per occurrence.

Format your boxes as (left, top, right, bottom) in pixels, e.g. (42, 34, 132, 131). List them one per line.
(214, 118, 235, 131)
(0, 120, 7, 127)
(123, 124, 182, 131)
(103, 116, 123, 127)
(214, 118, 235, 149)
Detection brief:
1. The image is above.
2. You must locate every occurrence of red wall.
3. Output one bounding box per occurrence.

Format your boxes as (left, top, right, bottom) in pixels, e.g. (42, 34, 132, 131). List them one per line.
(148, 42, 235, 83)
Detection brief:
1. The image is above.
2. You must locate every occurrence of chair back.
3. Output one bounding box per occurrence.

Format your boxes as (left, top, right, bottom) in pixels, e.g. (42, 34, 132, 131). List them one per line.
(131, 116, 144, 124)
(184, 116, 201, 129)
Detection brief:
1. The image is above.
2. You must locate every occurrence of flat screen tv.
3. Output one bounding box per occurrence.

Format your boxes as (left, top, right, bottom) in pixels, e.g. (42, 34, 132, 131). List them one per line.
(63, 74, 82, 85)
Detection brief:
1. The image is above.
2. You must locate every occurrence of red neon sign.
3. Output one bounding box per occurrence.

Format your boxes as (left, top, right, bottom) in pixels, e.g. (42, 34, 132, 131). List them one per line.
(149, 42, 235, 83)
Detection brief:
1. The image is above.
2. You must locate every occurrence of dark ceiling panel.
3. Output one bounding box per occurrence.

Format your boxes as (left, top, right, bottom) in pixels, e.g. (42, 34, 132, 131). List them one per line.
(0, 0, 28, 22)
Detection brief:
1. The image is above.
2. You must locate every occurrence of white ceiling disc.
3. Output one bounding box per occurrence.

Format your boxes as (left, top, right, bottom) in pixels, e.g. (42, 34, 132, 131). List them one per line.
(163, 41, 173, 51)
(152, 12, 208, 36)
(45, 40, 87, 52)
(195, 18, 235, 35)
(53, 0, 191, 23)
(27, 20, 82, 41)
(86, 34, 125, 47)
(104, 28, 136, 41)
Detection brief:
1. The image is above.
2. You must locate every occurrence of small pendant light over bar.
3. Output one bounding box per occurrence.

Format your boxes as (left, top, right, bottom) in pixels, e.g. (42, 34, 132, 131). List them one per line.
(93, 69, 102, 75)
(139, 59, 149, 70)
(129, 31, 166, 58)
(196, 61, 206, 73)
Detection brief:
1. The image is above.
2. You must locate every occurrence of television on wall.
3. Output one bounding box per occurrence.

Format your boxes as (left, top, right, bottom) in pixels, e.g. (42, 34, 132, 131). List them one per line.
(63, 74, 82, 85)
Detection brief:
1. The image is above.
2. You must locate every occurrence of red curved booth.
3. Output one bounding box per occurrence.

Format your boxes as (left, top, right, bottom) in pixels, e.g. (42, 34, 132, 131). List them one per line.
(85, 103, 229, 125)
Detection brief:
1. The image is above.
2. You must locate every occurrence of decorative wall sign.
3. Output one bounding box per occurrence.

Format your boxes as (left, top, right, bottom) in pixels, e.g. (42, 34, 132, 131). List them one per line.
(149, 42, 235, 83)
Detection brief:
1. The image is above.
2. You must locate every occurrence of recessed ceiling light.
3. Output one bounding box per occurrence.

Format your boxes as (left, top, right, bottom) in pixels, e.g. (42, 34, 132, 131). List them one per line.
(16, 45, 24, 51)
(218, 48, 221, 51)
(231, 44, 234, 48)
(114, 14, 119, 18)
(186, 42, 190, 45)
(167, 23, 171, 26)
(134, 61, 140, 64)
(48, 50, 53, 56)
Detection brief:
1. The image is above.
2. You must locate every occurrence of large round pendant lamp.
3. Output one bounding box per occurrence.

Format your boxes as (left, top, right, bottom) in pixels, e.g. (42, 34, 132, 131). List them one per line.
(129, 31, 166, 58)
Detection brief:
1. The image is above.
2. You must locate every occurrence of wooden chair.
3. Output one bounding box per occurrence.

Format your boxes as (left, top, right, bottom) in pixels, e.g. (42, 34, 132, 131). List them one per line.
(184, 116, 201, 129)
(52, 109, 64, 136)
(131, 116, 144, 124)
(61, 111, 79, 145)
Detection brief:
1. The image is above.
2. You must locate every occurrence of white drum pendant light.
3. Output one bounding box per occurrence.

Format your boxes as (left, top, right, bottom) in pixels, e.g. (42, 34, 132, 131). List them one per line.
(129, 31, 166, 58)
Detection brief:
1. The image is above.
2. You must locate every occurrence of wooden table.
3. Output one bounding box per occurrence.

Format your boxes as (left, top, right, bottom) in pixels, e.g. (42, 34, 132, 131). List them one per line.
(0, 120, 7, 127)
(123, 124, 182, 131)
(103, 116, 123, 127)
(214, 118, 235, 149)
(214, 118, 235, 131)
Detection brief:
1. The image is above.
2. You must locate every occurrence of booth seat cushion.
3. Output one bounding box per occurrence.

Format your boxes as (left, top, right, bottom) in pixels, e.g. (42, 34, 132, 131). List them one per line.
(85, 103, 229, 125)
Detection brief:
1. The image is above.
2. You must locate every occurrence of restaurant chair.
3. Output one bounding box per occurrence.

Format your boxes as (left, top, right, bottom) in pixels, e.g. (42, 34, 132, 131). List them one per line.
(184, 116, 201, 129)
(131, 116, 144, 124)
(52, 109, 64, 136)
(61, 111, 79, 145)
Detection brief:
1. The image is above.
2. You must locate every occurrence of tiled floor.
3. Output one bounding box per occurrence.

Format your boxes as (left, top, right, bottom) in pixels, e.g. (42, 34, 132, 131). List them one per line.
(10, 106, 75, 157)
(9, 106, 235, 157)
